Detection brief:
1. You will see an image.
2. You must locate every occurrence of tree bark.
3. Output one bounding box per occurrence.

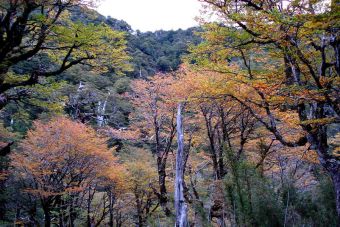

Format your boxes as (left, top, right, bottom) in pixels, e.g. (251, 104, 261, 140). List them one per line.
(331, 164, 340, 222)
(43, 205, 51, 227)
(135, 192, 146, 227)
(201, 107, 221, 180)
(87, 190, 92, 227)
(157, 155, 171, 216)
(306, 106, 340, 221)
(175, 103, 188, 227)
(153, 107, 175, 216)
(108, 190, 114, 227)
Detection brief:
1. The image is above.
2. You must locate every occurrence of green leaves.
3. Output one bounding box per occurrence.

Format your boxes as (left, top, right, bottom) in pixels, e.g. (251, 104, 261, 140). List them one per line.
(48, 20, 132, 75)
(29, 81, 68, 114)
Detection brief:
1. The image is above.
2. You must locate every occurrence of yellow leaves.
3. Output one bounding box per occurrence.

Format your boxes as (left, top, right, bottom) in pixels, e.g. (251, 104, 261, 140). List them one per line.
(320, 76, 338, 87)
(46, 17, 131, 75)
(329, 133, 340, 157)
(100, 163, 129, 194)
(275, 110, 301, 127)
(300, 117, 338, 126)
(171, 65, 239, 103)
(123, 148, 158, 192)
(3, 72, 30, 84)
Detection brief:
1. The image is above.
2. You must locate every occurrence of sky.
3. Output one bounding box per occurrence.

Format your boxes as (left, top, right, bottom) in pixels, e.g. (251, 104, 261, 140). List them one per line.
(97, 0, 202, 32)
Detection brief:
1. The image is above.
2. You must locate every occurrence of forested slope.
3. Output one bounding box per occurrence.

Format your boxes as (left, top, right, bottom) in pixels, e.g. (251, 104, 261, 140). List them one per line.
(0, 1, 339, 227)
(70, 6, 202, 77)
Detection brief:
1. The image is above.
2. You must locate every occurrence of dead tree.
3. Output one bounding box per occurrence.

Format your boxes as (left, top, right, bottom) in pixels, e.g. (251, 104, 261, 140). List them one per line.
(175, 103, 188, 227)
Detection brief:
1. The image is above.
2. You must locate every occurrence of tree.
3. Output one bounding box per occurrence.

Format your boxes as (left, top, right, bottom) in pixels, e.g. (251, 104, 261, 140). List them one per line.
(189, 0, 340, 219)
(127, 28, 201, 78)
(0, 123, 18, 221)
(130, 75, 178, 216)
(0, 0, 130, 110)
(174, 103, 188, 227)
(171, 67, 262, 224)
(11, 117, 120, 227)
(171, 67, 257, 179)
(123, 148, 160, 227)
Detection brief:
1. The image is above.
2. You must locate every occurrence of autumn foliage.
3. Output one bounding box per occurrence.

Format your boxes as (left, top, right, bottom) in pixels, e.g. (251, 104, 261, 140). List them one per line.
(0, 0, 339, 226)
(10, 117, 124, 226)
(12, 117, 117, 197)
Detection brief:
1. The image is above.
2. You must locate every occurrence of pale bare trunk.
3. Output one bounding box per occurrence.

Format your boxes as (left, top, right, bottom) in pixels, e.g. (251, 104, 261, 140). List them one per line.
(175, 103, 188, 227)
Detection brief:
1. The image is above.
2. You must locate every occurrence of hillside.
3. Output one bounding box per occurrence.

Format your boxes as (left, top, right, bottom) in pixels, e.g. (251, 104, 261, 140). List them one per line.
(0, 1, 339, 227)
(70, 6, 202, 77)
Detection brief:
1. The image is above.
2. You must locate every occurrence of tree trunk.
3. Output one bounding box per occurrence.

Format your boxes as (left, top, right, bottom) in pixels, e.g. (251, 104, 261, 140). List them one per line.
(135, 190, 146, 227)
(108, 190, 114, 227)
(69, 196, 77, 227)
(43, 206, 51, 227)
(87, 190, 92, 227)
(201, 107, 222, 180)
(57, 197, 64, 227)
(97, 93, 109, 127)
(157, 155, 171, 216)
(154, 106, 173, 216)
(308, 113, 340, 220)
(284, 54, 340, 220)
(175, 103, 188, 227)
(331, 170, 340, 222)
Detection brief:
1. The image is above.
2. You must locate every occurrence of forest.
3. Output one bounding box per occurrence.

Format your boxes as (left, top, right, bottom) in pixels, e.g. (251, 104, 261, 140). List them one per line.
(0, 0, 339, 226)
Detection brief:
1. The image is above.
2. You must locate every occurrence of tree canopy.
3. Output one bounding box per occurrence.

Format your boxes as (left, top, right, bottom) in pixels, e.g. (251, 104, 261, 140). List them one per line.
(0, 0, 130, 109)
(0, 1, 339, 226)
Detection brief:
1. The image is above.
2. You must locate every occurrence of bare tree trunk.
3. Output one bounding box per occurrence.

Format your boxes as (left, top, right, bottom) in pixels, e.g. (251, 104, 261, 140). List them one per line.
(108, 190, 114, 227)
(97, 92, 110, 127)
(175, 103, 188, 227)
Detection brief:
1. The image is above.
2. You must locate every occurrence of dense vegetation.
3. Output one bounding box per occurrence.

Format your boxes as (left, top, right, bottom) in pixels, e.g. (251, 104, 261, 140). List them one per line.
(69, 6, 202, 77)
(0, 0, 339, 227)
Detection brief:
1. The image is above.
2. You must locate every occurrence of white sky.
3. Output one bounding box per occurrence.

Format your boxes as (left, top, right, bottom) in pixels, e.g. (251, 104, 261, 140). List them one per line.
(97, 0, 202, 32)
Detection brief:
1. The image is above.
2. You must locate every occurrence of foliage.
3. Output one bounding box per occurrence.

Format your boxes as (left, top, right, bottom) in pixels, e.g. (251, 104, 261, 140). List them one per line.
(10, 117, 122, 226)
(186, 0, 340, 220)
(0, 1, 339, 226)
(0, 0, 131, 110)
(66, 6, 202, 77)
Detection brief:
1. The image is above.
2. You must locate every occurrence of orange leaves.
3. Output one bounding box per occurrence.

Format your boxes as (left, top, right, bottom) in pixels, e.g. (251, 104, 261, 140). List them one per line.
(11, 117, 121, 197)
(100, 127, 141, 141)
(252, 81, 272, 90)
(129, 74, 178, 140)
(131, 73, 178, 105)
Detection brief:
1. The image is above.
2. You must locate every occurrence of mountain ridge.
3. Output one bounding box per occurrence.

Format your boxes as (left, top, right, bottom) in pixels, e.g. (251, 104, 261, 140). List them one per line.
(71, 6, 202, 77)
